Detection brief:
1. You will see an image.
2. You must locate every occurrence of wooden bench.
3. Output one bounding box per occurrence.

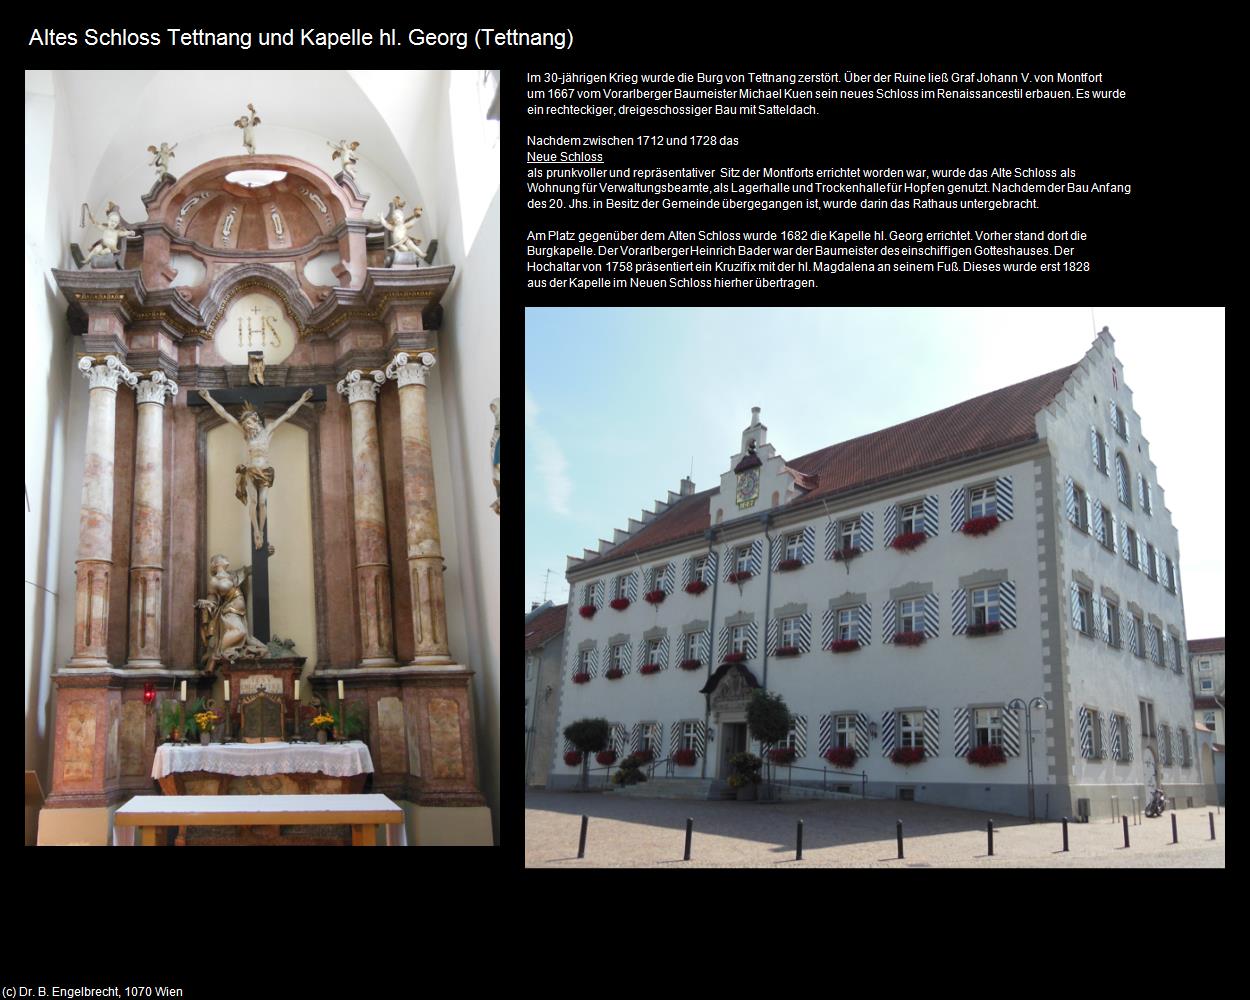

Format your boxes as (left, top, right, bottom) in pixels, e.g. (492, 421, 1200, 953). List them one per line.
(113, 794, 406, 846)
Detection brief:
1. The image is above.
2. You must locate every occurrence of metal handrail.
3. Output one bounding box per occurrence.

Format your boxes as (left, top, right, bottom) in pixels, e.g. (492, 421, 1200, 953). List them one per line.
(771, 762, 868, 798)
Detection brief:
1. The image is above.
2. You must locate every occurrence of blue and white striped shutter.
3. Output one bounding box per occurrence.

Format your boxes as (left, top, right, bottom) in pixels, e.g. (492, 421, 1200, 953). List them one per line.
(821, 609, 835, 650)
(1109, 715, 1121, 761)
(1124, 717, 1134, 761)
(1115, 459, 1128, 507)
(746, 622, 758, 659)
(923, 494, 940, 537)
(882, 600, 897, 644)
(880, 711, 896, 757)
(748, 539, 763, 576)
(793, 716, 807, 757)
(1111, 512, 1120, 556)
(718, 626, 730, 661)
(1090, 425, 1100, 469)
(824, 521, 838, 560)
(800, 613, 812, 652)
(657, 634, 669, 669)
(630, 723, 642, 753)
(1097, 715, 1108, 759)
(951, 588, 968, 635)
(770, 534, 783, 572)
(695, 722, 707, 757)
(1138, 536, 1149, 577)
(818, 714, 831, 756)
(999, 580, 1017, 629)
(1064, 477, 1078, 525)
(669, 722, 682, 757)
(1156, 548, 1167, 587)
(883, 504, 899, 546)
(703, 551, 717, 584)
(1070, 583, 1082, 631)
(859, 511, 874, 551)
(1145, 481, 1153, 516)
(661, 563, 676, 593)
(1096, 597, 1110, 643)
(563, 736, 575, 755)
(800, 526, 816, 564)
(1091, 502, 1104, 543)
(700, 628, 711, 663)
(996, 476, 1013, 520)
(923, 709, 940, 757)
(953, 707, 970, 756)
(854, 713, 870, 758)
(922, 593, 939, 639)
(857, 602, 872, 646)
(1083, 493, 1093, 534)
(951, 487, 968, 533)
(591, 647, 602, 678)
(766, 619, 778, 656)
(625, 572, 638, 602)
(637, 640, 654, 671)
(682, 557, 694, 586)
(1078, 707, 1092, 758)
(1002, 705, 1021, 756)
(1173, 728, 1183, 765)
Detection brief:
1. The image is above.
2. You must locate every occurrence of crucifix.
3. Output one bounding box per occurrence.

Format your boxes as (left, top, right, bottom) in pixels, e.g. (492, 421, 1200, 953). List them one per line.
(188, 383, 327, 641)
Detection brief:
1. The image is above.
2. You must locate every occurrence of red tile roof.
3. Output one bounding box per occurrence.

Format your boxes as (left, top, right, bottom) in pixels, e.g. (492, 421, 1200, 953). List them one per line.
(575, 364, 1078, 572)
(524, 603, 567, 652)
(1188, 638, 1225, 654)
(1194, 696, 1224, 710)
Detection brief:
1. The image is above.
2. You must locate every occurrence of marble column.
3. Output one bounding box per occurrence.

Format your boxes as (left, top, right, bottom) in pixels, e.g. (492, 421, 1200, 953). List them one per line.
(69, 356, 137, 667)
(384, 352, 451, 664)
(336, 369, 397, 665)
(125, 371, 178, 667)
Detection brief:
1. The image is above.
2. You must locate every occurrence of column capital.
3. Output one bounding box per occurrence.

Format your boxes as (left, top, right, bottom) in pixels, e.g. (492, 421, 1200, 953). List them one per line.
(336, 369, 386, 404)
(134, 370, 179, 406)
(385, 351, 436, 389)
(77, 355, 138, 392)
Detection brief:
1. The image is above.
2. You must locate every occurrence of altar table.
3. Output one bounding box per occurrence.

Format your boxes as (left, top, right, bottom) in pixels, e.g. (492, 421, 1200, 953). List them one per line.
(114, 794, 406, 846)
(152, 741, 374, 796)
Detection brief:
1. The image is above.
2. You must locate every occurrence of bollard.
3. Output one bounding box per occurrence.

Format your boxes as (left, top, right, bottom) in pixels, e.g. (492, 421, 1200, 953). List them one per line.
(577, 814, 588, 859)
(897, 820, 904, 859)
(684, 817, 693, 861)
(1171, 813, 1178, 844)
(1062, 817, 1069, 852)
(796, 819, 804, 861)
(1122, 814, 1130, 848)
(987, 819, 994, 857)
(1209, 812, 1216, 840)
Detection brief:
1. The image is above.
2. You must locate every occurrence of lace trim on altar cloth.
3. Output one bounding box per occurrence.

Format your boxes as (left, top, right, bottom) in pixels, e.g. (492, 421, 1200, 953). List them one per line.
(151, 741, 375, 779)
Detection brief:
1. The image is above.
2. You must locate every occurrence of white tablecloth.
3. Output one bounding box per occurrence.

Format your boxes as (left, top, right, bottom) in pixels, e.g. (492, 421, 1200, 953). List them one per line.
(151, 741, 374, 779)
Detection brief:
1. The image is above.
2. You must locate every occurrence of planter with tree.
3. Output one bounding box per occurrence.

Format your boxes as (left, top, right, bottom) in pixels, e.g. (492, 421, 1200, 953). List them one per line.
(563, 717, 612, 791)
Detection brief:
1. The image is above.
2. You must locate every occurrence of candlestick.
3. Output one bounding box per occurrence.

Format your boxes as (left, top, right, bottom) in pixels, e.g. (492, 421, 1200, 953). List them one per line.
(294, 679, 300, 700)
(338, 679, 344, 700)
(180, 680, 186, 701)
(225, 679, 231, 701)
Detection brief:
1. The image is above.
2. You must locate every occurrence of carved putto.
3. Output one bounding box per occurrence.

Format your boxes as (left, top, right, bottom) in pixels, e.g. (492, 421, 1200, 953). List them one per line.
(79, 202, 136, 268)
(147, 142, 178, 177)
(327, 139, 360, 177)
(234, 102, 261, 154)
(377, 196, 423, 255)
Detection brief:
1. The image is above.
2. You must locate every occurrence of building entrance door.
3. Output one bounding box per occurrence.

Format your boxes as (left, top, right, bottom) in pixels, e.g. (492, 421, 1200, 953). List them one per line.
(720, 722, 747, 776)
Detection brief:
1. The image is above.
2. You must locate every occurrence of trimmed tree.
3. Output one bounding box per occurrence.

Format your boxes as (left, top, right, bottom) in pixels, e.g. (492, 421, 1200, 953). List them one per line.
(746, 689, 792, 795)
(563, 717, 612, 791)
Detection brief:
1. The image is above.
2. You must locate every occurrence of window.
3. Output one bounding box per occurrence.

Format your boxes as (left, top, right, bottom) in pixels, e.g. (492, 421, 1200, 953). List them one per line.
(735, 546, 750, 574)
(968, 484, 997, 520)
(1165, 557, 1176, 593)
(1145, 701, 1156, 739)
(1115, 714, 1131, 762)
(585, 581, 598, 605)
(1199, 657, 1211, 672)
(899, 711, 925, 750)
(1170, 636, 1182, 674)
(525, 655, 535, 682)
(682, 721, 700, 751)
(1105, 600, 1121, 648)
(784, 533, 802, 562)
(837, 607, 859, 642)
(898, 598, 923, 633)
(1093, 430, 1109, 474)
(1073, 484, 1090, 531)
(973, 707, 1003, 748)
(900, 501, 923, 535)
(1151, 625, 1164, 665)
(1203, 711, 1216, 730)
(1139, 476, 1153, 515)
(609, 645, 626, 671)
(834, 714, 855, 749)
(1146, 543, 1158, 582)
(651, 564, 669, 591)
(1199, 678, 1213, 692)
(1159, 725, 1172, 765)
(614, 575, 629, 600)
(731, 624, 749, 655)
(645, 638, 662, 665)
(1116, 454, 1132, 507)
(684, 631, 700, 662)
(639, 723, 657, 756)
(970, 586, 1001, 627)
(1130, 615, 1144, 657)
(1098, 505, 1114, 550)
(1088, 709, 1104, 757)
(1075, 587, 1093, 635)
(691, 556, 707, 582)
(780, 616, 802, 649)
(578, 649, 593, 674)
(839, 518, 861, 550)
(1124, 527, 1138, 569)
(772, 725, 798, 751)
(1181, 729, 1192, 766)
(1111, 401, 1128, 440)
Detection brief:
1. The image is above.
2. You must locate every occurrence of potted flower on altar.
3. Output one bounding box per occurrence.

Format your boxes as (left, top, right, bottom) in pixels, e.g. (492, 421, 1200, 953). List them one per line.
(578, 604, 598, 619)
(830, 639, 861, 653)
(672, 748, 697, 767)
(890, 746, 926, 766)
(685, 579, 708, 595)
(961, 515, 1000, 537)
(824, 746, 858, 769)
(194, 709, 220, 745)
(158, 701, 185, 744)
(966, 744, 1007, 766)
(891, 531, 927, 552)
(644, 589, 666, 605)
(310, 712, 336, 744)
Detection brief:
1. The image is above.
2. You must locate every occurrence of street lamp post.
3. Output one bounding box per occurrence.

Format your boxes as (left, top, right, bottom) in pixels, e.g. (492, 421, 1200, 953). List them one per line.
(1008, 696, 1050, 822)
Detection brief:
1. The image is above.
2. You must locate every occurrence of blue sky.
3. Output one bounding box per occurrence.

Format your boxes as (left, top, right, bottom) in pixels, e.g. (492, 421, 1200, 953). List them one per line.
(525, 307, 1225, 637)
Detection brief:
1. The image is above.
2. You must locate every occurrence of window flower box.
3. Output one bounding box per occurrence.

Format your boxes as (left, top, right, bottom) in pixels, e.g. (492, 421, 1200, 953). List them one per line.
(767, 747, 798, 765)
(966, 622, 1003, 637)
(644, 589, 666, 605)
(639, 663, 661, 675)
(961, 515, 1001, 537)
(564, 750, 584, 766)
(890, 746, 926, 765)
(609, 597, 631, 611)
(572, 672, 591, 684)
(891, 531, 927, 552)
(631, 749, 654, 763)
(596, 750, 617, 766)
(727, 570, 753, 584)
(578, 604, 597, 619)
(605, 668, 624, 680)
(966, 744, 1007, 766)
(679, 658, 702, 671)
(777, 559, 803, 572)
(723, 651, 747, 663)
(685, 579, 708, 595)
(832, 546, 861, 563)
(830, 639, 861, 653)
(824, 746, 858, 769)
(672, 748, 698, 767)
(892, 631, 926, 646)
(774, 645, 801, 658)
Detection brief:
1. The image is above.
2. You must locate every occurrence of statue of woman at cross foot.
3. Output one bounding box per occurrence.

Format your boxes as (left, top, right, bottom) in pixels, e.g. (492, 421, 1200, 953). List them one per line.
(198, 388, 313, 550)
(196, 555, 268, 673)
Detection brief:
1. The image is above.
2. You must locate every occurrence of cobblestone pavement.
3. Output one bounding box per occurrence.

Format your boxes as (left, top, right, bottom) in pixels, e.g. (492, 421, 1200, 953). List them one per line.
(525, 790, 1226, 868)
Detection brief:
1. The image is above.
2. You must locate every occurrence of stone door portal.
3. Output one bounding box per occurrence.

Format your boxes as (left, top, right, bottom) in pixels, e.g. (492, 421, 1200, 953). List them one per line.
(720, 722, 747, 777)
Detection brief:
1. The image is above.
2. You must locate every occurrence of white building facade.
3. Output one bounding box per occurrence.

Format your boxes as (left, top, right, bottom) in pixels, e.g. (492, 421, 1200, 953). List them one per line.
(550, 330, 1201, 819)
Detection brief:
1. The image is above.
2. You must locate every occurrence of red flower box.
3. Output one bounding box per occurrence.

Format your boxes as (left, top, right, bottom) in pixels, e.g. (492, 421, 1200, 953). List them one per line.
(961, 515, 1001, 537)
(777, 559, 803, 572)
(891, 531, 927, 552)
(966, 744, 1007, 766)
(774, 645, 800, 657)
(768, 747, 798, 765)
(824, 746, 858, 768)
(605, 668, 624, 680)
(966, 622, 1003, 637)
(890, 746, 926, 765)
(564, 750, 583, 766)
(639, 663, 661, 675)
(578, 604, 597, 619)
(893, 631, 926, 646)
(644, 589, 666, 605)
(596, 750, 617, 766)
(723, 651, 747, 663)
(672, 748, 697, 767)
(631, 749, 654, 763)
(727, 570, 753, 584)
(609, 597, 631, 611)
(830, 639, 861, 653)
(572, 672, 591, 684)
(685, 579, 708, 595)
(832, 546, 862, 562)
(679, 659, 702, 670)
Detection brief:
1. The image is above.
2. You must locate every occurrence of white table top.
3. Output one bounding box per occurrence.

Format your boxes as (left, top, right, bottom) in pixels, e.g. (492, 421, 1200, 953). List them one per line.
(115, 793, 402, 823)
(151, 740, 374, 779)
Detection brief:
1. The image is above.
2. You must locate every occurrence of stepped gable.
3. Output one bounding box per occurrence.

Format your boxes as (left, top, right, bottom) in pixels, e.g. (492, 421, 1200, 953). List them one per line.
(524, 603, 568, 652)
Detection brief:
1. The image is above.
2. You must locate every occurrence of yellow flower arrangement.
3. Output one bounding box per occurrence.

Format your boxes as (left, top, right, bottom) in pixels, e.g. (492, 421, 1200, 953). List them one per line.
(310, 713, 336, 730)
(194, 710, 220, 730)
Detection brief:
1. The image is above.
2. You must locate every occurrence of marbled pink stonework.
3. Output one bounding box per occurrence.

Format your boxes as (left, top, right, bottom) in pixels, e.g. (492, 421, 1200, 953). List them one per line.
(127, 383, 168, 665)
(70, 378, 118, 664)
(348, 389, 396, 663)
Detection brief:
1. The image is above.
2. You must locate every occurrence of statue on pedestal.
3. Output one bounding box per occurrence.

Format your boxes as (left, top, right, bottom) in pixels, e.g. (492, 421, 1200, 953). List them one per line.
(79, 202, 136, 268)
(147, 142, 178, 177)
(196, 555, 268, 673)
(234, 103, 261, 154)
(378, 196, 423, 256)
(327, 139, 360, 178)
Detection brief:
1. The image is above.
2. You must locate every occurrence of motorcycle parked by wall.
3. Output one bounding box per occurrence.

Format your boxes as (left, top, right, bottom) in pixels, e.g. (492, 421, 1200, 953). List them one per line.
(1144, 787, 1167, 818)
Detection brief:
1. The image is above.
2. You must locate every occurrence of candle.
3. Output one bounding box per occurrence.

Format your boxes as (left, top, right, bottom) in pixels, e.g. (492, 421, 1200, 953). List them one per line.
(294, 679, 300, 700)
(224, 679, 231, 700)
(180, 680, 187, 701)
(338, 679, 345, 700)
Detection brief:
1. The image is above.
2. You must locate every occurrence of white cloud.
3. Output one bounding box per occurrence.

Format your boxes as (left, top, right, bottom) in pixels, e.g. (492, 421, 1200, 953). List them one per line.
(525, 385, 572, 515)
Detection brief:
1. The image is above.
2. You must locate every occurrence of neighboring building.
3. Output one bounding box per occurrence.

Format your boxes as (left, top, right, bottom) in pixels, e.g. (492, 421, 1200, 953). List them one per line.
(525, 602, 569, 787)
(1189, 637, 1225, 743)
(551, 329, 1200, 819)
